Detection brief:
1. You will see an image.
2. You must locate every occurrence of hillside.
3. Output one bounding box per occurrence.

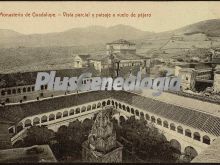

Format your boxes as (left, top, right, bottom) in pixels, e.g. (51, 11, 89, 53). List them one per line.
(0, 25, 153, 48)
(0, 19, 220, 73)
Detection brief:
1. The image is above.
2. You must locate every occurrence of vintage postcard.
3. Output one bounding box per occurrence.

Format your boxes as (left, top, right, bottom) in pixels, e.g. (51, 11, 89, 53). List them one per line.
(0, 1, 220, 163)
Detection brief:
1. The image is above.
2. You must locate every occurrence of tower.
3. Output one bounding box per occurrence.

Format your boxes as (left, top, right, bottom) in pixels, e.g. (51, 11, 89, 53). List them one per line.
(82, 109, 123, 163)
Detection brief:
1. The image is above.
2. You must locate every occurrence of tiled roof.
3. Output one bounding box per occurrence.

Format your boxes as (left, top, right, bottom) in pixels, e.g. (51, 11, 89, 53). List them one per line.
(112, 91, 220, 136)
(192, 137, 220, 163)
(113, 52, 146, 61)
(107, 39, 135, 45)
(0, 67, 99, 88)
(0, 91, 111, 123)
(1, 90, 220, 136)
(78, 54, 91, 61)
(0, 145, 57, 162)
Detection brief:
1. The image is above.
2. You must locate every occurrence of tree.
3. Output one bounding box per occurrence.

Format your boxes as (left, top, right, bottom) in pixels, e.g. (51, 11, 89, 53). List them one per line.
(116, 116, 178, 162)
(54, 119, 94, 161)
(23, 126, 55, 147)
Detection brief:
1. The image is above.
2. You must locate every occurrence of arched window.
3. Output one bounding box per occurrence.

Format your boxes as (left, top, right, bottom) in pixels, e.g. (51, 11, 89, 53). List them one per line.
(63, 111, 68, 117)
(81, 106, 86, 113)
(126, 106, 130, 113)
(131, 108, 134, 114)
(151, 116, 156, 123)
(27, 87, 31, 92)
(107, 100, 111, 105)
(7, 89, 11, 95)
(97, 102, 101, 108)
(102, 101, 106, 107)
(92, 104, 96, 110)
(203, 135, 210, 145)
(6, 98, 10, 103)
(12, 89, 16, 94)
(69, 109, 74, 115)
(1, 90, 5, 96)
(112, 100, 114, 106)
(87, 105, 91, 111)
(17, 88, 21, 93)
(23, 88, 26, 93)
(193, 132, 201, 141)
(9, 127, 14, 134)
(135, 110, 139, 116)
(24, 119, 32, 127)
(185, 129, 192, 138)
(163, 121, 169, 128)
(177, 126, 183, 134)
(56, 112, 62, 119)
(76, 108, 80, 114)
(17, 122, 23, 133)
(157, 118, 162, 125)
(33, 117, 40, 125)
(115, 102, 118, 108)
(170, 123, 176, 131)
(145, 114, 150, 120)
(119, 104, 122, 109)
(49, 114, 55, 121)
(122, 105, 126, 111)
(41, 115, 47, 123)
(140, 112, 144, 118)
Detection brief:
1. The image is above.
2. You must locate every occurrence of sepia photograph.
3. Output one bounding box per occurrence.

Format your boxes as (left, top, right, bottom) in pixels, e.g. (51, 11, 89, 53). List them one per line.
(0, 1, 220, 163)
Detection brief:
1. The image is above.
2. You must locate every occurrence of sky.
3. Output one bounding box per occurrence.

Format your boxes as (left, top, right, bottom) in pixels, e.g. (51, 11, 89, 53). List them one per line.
(0, 1, 220, 34)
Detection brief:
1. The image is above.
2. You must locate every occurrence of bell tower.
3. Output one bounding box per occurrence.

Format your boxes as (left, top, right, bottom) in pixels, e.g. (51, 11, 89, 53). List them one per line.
(82, 109, 123, 163)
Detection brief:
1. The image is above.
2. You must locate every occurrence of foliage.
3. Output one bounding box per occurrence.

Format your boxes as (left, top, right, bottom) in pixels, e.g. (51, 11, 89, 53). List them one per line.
(115, 116, 178, 162)
(53, 119, 94, 161)
(23, 126, 55, 147)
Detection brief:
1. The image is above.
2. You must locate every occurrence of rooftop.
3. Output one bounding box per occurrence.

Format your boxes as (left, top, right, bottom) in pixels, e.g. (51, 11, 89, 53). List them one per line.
(1, 90, 220, 136)
(0, 145, 57, 163)
(107, 39, 135, 45)
(0, 67, 99, 88)
(113, 52, 147, 61)
(192, 137, 220, 163)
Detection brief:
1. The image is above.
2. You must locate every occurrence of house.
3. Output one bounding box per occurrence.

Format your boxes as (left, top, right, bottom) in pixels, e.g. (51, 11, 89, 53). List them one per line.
(73, 54, 91, 68)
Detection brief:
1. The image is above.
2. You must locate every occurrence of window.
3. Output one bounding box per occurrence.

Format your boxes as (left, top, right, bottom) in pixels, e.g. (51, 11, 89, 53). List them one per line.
(56, 112, 62, 119)
(135, 110, 139, 116)
(157, 118, 162, 125)
(163, 121, 169, 128)
(203, 135, 210, 145)
(33, 117, 40, 125)
(145, 114, 150, 120)
(76, 108, 80, 114)
(63, 111, 68, 117)
(23, 88, 26, 93)
(170, 123, 176, 131)
(1, 90, 5, 96)
(69, 109, 74, 115)
(193, 132, 201, 141)
(177, 126, 183, 134)
(12, 89, 16, 94)
(7, 89, 11, 95)
(151, 116, 156, 123)
(185, 129, 192, 138)
(41, 116, 47, 123)
(87, 105, 91, 111)
(81, 106, 86, 113)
